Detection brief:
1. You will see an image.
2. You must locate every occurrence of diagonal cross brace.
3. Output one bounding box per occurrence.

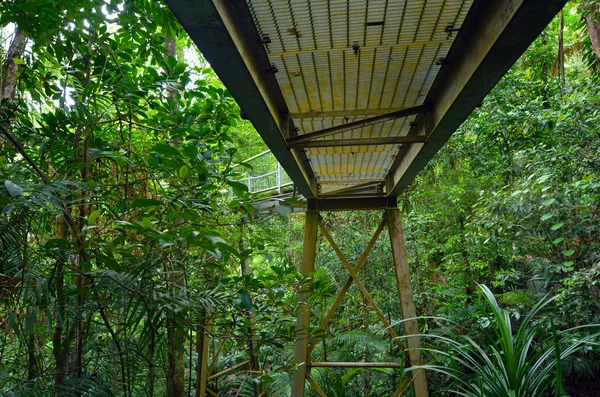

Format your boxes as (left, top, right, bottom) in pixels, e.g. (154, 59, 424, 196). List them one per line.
(392, 376, 413, 397)
(287, 104, 429, 146)
(307, 216, 388, 354)
(307, 376, 328, 397)
(316, 218, 407, 353)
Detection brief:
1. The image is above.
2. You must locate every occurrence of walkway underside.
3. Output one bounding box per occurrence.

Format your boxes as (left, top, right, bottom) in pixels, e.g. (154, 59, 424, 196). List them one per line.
(163, 1, 566, 395)
(165, 0, 566, 207)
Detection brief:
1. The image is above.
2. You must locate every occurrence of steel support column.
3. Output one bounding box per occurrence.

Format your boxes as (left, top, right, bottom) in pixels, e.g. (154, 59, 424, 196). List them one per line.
(292, 211, 319, 396)
(387, 209, 428, 397)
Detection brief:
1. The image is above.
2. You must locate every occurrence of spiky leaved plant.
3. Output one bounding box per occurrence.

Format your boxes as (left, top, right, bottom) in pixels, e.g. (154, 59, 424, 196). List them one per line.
(408, 285, 599, 397)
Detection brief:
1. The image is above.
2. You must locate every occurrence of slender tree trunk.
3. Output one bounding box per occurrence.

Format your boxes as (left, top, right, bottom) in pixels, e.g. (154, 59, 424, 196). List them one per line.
(52, 222, 71, 390)
(239, 224, 260, 397)
(71, 39, 94, 385)
(166, 257, 186, 397)
(27, 332, 37, 380)
(162, 34, 186, 397)
(558, 10, 565, 92)
(1, 26, 27, 154)
(196, 312, 210, 397)
(148, 284, 156, 397)
(584, 2, 600, 60)
(1, 26, 27, 103)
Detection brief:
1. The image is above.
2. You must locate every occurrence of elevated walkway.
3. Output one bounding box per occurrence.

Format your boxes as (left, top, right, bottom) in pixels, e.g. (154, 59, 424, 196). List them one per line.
(164, 1, 567, 395)
(166, 0, 566, 211)
(235, 150, 294, 196)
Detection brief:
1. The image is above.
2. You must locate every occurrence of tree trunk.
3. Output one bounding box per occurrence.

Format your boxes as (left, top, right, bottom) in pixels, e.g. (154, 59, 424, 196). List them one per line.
(239, 225, 260, 397)
(148, 279, 156, 397)
(195, 313, 211, 397)
(52, 222, 71, 390)
(1, 26, 27, 103)
(71, 39, 94, 386)
(165, 255, 186, 397)
(167, 316, 186, 397)
(585, 2, 600, 60)
(27, 333, 37, 380)
(558, 10, 565, 91)
(162, 34, 186, 397)
(1, 26, 27, 154)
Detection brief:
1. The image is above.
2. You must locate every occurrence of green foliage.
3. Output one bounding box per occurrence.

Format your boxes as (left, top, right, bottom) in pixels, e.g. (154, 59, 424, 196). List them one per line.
(0, 0, 290, 395)
(413, 285, 599, 397)
(0, 1, 599, 396)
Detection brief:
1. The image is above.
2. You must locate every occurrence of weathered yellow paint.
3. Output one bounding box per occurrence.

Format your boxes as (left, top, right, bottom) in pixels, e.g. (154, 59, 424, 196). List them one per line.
(246, 0, 473, 193)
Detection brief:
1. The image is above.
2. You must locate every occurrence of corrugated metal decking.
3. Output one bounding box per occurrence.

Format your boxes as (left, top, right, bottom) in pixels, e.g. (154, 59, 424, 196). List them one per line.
(247, 0, 471, 194)
(164, 0, 568, 205)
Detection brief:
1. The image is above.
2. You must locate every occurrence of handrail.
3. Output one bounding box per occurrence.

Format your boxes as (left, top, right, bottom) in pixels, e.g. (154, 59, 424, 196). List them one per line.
(234, 150, 271, 167)
(232, 150, 294, 196)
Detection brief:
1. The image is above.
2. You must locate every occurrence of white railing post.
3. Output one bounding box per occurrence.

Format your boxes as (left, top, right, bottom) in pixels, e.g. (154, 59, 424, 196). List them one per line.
(247, 176, 252, 193)
(277, 163, 282, 194)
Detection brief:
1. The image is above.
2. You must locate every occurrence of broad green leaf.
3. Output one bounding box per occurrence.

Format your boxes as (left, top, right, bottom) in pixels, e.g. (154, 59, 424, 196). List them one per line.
(227, 180, 249, 195)
(88, 209, 101, 224)
(206, 234, 226, 245)
(236, 161, 253, 170)
(551, 222, 564, 231)
(142, 217, 153, 229)
(562, 249, 575, 257)
(540, 212, 554, 221)
(4, 180, 24, 197)
(537, 174, 551, 183)
(238, 289, 253, 310)
(82, 261, 92, 272)
(541, 198, 556, 206)
(552, 237, 564, 244)
(167, 55, 178, 69)
(12, 57, 24, 65)
(179, 165, 189, 179)
(152, 143, 180, 157)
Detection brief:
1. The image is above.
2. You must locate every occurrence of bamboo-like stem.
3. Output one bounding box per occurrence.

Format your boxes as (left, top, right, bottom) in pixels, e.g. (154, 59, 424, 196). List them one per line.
(307, 376, 328, 397)
(207, 338, 227, 376)
(207, 360, 250, 381)
(391, 377, 413, 397)
(311, 362, 403, 368)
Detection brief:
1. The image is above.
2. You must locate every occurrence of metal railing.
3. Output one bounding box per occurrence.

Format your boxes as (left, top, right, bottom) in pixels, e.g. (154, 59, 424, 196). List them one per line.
(234, 150, 293, 195)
